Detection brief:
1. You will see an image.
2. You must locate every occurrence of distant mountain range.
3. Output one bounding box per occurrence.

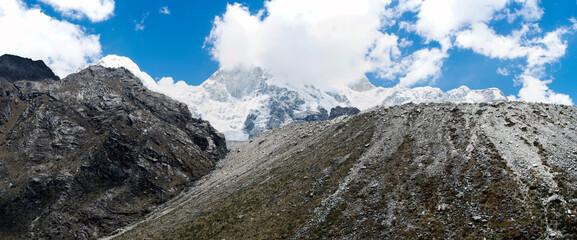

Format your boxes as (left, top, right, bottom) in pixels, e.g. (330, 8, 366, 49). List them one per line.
(95, 55, 508, 140)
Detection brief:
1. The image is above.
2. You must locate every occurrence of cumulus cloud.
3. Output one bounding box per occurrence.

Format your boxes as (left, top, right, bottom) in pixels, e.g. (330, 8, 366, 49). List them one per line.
(0, 0, 102, 76)
(207, 0, 576, 103)
(157, 77, 195, 100)
(368, 32, 401, 79)
(414, 0, 508, 48)
(457, 23, 570, 67)
(455, 20, 575, 104)
(412, 0, 574, 104)
(207, 0, 390, 89)
(206, 4, 262, 71)
(517, 75, 573, 105)
(455, 23, 526, 60)
(372, 46, 447, 86)
(398, 48, 447, 86)
(38, 0, 115, 22)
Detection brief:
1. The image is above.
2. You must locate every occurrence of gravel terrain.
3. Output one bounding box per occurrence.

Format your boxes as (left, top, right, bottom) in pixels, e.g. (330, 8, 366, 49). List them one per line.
(108, 102, 577, 239)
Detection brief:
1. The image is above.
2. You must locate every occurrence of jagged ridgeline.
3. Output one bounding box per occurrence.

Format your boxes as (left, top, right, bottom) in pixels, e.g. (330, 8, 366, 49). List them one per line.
(0, 55, 227, 239)
(112, 102, 577, 240)
(96, 55, 509, 142)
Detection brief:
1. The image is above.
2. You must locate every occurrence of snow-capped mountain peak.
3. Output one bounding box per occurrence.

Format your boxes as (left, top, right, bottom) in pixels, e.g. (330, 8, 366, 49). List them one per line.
(93, 55, 160, 92)
(92, 56, 508, 141)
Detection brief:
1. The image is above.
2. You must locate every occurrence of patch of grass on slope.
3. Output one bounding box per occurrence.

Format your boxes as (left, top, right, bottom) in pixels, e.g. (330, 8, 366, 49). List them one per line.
(151, 114, 376, 239)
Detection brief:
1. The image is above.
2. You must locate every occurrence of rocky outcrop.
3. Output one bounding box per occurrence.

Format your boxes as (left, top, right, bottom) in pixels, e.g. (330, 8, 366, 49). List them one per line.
(244, 104, 360, 138)
(328, 106, 360, 120)
(0, 55, 226, 239)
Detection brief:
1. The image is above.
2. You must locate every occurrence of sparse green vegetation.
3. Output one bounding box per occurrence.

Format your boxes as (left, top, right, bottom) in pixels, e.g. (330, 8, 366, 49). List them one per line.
(108, 102, 577, 240)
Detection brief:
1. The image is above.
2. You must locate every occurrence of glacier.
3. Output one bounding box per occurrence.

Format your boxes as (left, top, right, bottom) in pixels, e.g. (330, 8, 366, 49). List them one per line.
(93, 55, 508, 140)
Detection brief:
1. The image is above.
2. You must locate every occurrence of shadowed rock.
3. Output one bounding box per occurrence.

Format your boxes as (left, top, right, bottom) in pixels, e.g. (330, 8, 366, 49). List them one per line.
(0, 55, 226, 239)
(0, 54, 59, 83)
(329, 106, 360, 120)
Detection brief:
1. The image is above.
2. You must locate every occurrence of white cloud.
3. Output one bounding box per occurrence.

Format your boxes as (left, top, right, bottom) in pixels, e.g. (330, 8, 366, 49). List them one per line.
(507, 95, 518, 101)
(526, 27, 570, 67)
(206, 4, 262, 71)
(157, 77, 196, 100)
(372, 45, 447, 87)
(0, 0, 101, 76)
(415, 0, 508, 47)
(369, 32, 401, 79)
(395, 0, 422, 15)
(391, 0, 509, 83)
(207, 0, 576, 103)
(509, 0, 543, 21)
(455, 23, 526, 60)
(160, 6, 170, 15)
(38, 0, 115, 22)
(207, 0, 391, 89)
(398, 48, 446, 86)
(517, 75, 573, 105)
(455, 21, 575, 104)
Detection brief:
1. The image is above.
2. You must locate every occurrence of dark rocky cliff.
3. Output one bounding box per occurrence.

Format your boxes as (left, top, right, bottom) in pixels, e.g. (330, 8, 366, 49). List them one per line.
(0, 54, 59, 83)
(329, 106, 361, 120)
(0, 55, 227, 239)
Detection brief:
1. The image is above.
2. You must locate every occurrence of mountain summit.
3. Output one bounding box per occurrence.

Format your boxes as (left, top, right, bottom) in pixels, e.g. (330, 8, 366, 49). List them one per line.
(95, 55, 508, 140)
(0, 55, 226, 239)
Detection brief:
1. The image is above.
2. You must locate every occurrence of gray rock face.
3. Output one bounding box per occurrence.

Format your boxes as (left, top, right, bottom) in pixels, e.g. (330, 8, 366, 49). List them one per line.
(329, 106, 360, 120)
(112, 102, 577, 240)
(0, 54, 59, 83)
(0, 54, 59, 127)
(0, 56, 226, 239)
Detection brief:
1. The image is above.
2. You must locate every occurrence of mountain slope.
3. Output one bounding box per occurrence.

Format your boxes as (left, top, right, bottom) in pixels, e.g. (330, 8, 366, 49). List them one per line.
(0, 55, 227, 239)
(109, 102, 577, 239)
(95, 55, 508, 140)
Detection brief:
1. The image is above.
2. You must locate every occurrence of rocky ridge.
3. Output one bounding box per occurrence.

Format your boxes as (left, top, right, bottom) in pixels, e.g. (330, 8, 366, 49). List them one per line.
(108, 101, 577, 239)
(0, 55, 227, 239)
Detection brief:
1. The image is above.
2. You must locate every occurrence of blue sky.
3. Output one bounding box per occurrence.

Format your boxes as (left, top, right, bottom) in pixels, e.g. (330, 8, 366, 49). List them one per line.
(88, 1, 264, 86)
(1, 0, 577, 104)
